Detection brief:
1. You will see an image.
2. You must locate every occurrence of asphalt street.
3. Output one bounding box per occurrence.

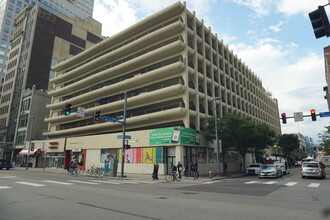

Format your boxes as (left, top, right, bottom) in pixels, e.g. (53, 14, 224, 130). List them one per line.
(0, 167, 329, 220)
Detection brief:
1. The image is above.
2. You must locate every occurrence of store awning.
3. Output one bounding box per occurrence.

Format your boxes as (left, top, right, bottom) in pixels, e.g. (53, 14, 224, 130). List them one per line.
(18, 149, 40, 156)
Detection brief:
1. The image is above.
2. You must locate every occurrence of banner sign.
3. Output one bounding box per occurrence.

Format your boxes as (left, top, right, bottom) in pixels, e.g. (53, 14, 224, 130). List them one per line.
(149, 126, 200, 145)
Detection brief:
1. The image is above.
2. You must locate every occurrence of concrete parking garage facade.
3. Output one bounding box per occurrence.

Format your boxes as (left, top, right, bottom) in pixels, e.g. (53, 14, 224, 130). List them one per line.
(42, 2, 281, 174)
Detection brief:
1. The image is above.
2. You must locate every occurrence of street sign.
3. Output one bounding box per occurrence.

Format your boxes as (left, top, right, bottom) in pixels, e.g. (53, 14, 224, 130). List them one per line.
(293, 112, 304, 122)
(320, 111, 330, 117)
(77, 107, 85, 117)
(117, 135, 131, 139)
(116, 115, 123, 120)
(103, 116, 116, 122)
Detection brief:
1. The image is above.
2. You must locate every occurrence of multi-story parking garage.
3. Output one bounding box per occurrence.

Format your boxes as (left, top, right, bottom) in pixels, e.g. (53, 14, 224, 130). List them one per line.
(43, 2, 281, 174)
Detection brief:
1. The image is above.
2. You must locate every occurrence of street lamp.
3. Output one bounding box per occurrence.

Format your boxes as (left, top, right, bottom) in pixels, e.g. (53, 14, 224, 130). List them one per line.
(26, 115, 34, 170)
(213, 96, 222, 176)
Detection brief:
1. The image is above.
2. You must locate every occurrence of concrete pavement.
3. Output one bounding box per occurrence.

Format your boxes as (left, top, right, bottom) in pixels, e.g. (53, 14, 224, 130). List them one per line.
(9, 166, 246, 183)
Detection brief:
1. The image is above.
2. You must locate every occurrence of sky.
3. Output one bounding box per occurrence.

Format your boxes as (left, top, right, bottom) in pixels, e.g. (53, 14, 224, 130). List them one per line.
(93, 0, 330, 144)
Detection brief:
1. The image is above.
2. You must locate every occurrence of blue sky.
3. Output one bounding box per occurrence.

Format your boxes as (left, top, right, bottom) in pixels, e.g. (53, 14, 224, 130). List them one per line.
(93, 0, 330, 144)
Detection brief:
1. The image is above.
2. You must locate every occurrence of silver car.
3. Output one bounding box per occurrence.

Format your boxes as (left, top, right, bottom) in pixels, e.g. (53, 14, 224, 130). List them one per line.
(246, 163, 263, 175)
(259, 164, 283, 178)
(301, 161, 326, 179)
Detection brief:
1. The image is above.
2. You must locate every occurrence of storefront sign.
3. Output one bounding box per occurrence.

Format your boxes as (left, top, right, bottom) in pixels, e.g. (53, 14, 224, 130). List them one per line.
(149, 127, 200, 145)
(72, 148, 82, 152)
(49, 142, 59, 149)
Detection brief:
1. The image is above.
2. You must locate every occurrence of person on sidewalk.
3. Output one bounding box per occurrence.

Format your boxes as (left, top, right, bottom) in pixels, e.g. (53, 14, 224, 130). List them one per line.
(177, 161, 183, 178)
(191, 163, 198, 180)
(152, 163, 159, 180)
(194, 162, 199, 178)
(184, 163, 189, 179)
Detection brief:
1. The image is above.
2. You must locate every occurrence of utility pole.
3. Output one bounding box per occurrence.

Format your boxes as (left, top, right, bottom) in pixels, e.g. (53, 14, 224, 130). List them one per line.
(121, 92, 127, 177)
(213, 97, 222, 176)
(26, 116, 34, 170)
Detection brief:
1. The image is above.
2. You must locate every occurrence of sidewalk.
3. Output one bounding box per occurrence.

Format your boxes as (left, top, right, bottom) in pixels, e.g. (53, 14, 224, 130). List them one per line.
(10, 167, 246, 183)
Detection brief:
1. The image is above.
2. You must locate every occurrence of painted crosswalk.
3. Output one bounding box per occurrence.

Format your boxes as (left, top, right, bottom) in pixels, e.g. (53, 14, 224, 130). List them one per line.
(243, 180, 321, 188)
(15, 181, 46, 187)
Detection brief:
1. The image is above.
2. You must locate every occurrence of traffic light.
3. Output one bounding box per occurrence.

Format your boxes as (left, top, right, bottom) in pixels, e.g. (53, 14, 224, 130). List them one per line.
(64, 103, 71, 116)
(94, 110, 101, 121)
(124, 144, 131, 149)
(310, 109, 317, 121)
(281, 113, 287, 124)
(309, 6, 330, 39)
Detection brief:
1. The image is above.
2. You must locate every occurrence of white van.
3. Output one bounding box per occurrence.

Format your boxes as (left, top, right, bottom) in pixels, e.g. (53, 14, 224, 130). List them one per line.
(274, 160, 290, 175)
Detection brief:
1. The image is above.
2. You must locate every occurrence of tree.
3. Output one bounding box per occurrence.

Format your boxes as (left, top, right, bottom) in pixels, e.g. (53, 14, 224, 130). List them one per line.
(277, 134, 300, 160)
(249, 124, 277, 163)
(318, 126, 330, 155)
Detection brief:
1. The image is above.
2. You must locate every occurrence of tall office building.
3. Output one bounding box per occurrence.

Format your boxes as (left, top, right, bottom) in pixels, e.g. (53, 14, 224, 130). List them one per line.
(46, 2, 281, 139)
(0, 3, 102, 159)
(0, 0, 95, 91)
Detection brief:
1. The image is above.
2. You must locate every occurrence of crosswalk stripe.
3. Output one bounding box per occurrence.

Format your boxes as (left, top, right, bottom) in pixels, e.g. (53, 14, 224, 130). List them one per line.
(0, 186, 12, 189)
(68, 180, 100, 185)
(112, 180, 138, 184)
(16, 181, 46, 187)
(285, 182, 298, 186)
(90, 180, 120, 184)
(244, 181, 259, 184)
(0, 176, 15, 178)
(43, 180, 74, 185)
(263, 181, 277, 185)
(308, 183, 320, 188)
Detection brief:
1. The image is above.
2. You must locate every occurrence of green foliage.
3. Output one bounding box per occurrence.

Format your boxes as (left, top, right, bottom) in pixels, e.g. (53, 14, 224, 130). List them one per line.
(203, 113, 277, 171)
(318, 126, 330, 155)
(277, 134, 300, 157)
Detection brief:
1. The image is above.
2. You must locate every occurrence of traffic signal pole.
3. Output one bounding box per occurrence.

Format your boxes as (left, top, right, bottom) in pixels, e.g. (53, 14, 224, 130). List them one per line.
(120, 92, 127, 178)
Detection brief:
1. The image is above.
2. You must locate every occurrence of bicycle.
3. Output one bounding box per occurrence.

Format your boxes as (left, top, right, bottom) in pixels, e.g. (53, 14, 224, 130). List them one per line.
(165, 172, 182, 182)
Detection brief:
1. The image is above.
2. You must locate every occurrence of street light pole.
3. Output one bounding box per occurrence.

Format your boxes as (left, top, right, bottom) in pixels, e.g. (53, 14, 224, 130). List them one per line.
(121, 92, 127, 177)
(213, 97, 221, 176)
(26, 116, 34, 170)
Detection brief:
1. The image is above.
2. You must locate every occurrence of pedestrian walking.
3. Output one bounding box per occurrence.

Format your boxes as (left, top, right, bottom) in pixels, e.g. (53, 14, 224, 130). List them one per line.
(195, 162, 199, 178)
(152, 163, 159, 180)
(191, 163, 198, 180)
(184, 163, 189, 179)
(177, 161, 183, 178)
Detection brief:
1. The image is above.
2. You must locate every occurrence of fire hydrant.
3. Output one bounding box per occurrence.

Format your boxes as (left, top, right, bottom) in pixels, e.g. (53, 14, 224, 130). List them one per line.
(209, 171, 213, 178)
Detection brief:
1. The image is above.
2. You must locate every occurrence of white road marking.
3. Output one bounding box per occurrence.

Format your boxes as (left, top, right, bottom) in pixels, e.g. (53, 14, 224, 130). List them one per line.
(108, 180, 139, 184)
(285, 182, 298, 186)
(308, 183, 320, 188)
(244, 181, 259, 184)
(68, 180, 100, 185)
(0, 176, 15, 178)
(43, 180, 74, 185)
(0, 186, 12, 189)
(90, 180, 120, 184)
(263, 181, 277, 185)
(16, 181, 46, 187)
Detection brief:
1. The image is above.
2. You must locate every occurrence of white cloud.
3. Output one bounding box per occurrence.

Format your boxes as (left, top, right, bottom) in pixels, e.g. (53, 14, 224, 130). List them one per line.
(232, 0, 274, 16)
(229, 39, 327, 143)
(93, 0, 138, 37)
(269, 21, 284, 32)
(276, 0, 329, 16)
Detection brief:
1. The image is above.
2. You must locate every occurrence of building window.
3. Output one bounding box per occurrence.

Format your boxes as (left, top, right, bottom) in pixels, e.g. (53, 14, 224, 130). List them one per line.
(0, 43, 6, 48)
(17, 1, 22, 6)
(8, 4, 14, 10)
(3, 27, 10, 33)
(21, 98, 31, 111)
(0, 50, 5, 56)
(7, 11, 13, 18)
(15, 8, 21, 13)
(10, 0, 15, 3)
(5, 19, 10, 25)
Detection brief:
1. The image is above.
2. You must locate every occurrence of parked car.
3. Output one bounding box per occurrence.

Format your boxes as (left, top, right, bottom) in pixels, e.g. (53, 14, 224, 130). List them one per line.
(295, 161, 302, 166)
(0, 159, 12, 170)
(259, 164, 283, 178)
(246, 163, 263, 175)
(301, 161, 326, 179)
